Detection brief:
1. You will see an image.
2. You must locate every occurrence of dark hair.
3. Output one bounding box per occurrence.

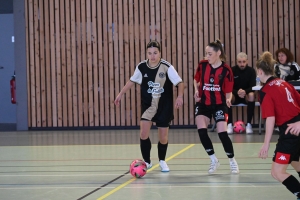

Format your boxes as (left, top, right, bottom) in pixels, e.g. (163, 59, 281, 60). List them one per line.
(256, 51, 276, 75)
(275, 47, 294, 63)
(146, 40, 161, 52)
(208, 39, 226, 61)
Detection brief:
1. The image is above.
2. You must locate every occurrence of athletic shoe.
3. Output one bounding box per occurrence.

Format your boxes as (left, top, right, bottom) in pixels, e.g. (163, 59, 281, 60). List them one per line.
(230, 159, 239, 174)
(208, 160, 220, 174)
(246, 123, 253, 134)
(159, 160, 170, 172)
(145, 161, 152, 170)
(227, 123, 233, 134)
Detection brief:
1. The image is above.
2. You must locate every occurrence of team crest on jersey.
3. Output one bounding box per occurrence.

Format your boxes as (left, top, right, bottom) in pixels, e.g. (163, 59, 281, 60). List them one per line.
(159, 72, 165, 78)
(210, 78, 214, 83)
(290, 70, 295, 75)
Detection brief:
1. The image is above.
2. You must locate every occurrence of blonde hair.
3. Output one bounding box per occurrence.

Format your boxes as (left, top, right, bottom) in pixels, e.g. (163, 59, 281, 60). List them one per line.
(256, 51, 276, 75)
(237, 52, 247, 60)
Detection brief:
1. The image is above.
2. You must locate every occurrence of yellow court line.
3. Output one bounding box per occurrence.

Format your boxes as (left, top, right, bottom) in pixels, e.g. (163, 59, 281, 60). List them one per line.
(97, 144, 195, 200)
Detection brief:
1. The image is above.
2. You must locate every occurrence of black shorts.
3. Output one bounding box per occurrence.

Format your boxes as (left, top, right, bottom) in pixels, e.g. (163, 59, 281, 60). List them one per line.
(195, 103, 228, 123)
(273, 115, 300, 164)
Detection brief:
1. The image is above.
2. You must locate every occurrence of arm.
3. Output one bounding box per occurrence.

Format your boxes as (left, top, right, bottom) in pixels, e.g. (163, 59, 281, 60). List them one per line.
(175, 82, 184, 109)
(114, 81, 135, 106)
(194, 79, 201, 102)
(259, 116, 275, 159)
(285, 121, 300, 136)
(225, 92, 232, 108)
(244, 68, 257, 94)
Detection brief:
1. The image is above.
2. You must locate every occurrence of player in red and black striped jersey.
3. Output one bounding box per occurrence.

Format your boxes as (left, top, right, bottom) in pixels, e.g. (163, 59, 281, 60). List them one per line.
(193, 39, 239, 174)
(257, 51, 300, 199)
(115, 41, 184, 173)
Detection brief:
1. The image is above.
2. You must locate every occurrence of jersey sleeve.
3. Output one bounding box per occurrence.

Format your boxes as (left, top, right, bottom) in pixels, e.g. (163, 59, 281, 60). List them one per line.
(130, 65, 143, 85)
(223, 67, 234, 93)
(167, 65, 183, 86)
(194, 60, 207, 82)
(261, 93, 275, 119)
(292, 62, 300, 80)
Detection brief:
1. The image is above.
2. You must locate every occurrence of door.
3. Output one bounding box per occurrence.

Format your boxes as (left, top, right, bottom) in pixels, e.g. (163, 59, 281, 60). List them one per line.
(0, 14, 16, 130)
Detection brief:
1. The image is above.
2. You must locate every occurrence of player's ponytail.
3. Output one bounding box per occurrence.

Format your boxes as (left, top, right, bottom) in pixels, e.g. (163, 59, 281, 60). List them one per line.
(208, 39, 226, 62)
(256, 51, 276, 75)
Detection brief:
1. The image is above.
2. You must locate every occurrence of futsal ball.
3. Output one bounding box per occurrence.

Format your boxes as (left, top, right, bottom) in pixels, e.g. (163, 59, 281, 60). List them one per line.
(129, 159, 147, 178)
(233, 120, 246, 133)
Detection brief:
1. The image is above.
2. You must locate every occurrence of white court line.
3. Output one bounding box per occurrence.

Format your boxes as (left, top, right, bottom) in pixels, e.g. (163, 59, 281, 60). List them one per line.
(0, 172, 276, 177)
(124, 185, 282, 188)
(0, 187, 115, 190)
(0, 185, 282, 190)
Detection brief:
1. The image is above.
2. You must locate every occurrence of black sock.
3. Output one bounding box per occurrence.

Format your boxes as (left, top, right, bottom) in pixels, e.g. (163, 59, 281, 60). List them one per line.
(247, 101, 255, 124)
(198, 128, 214, 155)
(228, 107, 233, 124)
(218, 131, 234, 158)
(158, 142, 168, 161)
(282, 175, 300, 198)
(140, 137, 152, 164)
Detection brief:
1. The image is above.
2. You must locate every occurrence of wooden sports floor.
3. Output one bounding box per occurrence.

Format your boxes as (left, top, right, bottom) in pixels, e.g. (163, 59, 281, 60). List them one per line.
(0, 128, 297, 200)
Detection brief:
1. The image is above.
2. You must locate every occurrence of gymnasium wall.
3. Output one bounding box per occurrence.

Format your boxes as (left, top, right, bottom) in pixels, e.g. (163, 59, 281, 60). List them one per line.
(25, 0, 300, 128)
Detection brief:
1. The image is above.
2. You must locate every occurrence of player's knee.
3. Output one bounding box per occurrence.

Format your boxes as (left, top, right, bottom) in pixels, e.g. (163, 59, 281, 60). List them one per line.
(218, 131, 229, 141)
(247, 92, 255, 102)
(271, 168, 280, 181)
(140, 131, 149, 140)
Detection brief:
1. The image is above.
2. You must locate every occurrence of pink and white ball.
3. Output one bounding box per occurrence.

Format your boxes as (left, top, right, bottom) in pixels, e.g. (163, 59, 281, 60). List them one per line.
(233, 120, 246, 133)
(129, 159, 147, 178)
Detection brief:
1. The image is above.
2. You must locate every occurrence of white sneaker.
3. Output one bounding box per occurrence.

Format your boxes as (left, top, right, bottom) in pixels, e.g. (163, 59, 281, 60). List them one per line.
(159, 160, 170, 172)
(208, 160, 220, 174)
(227, 123, 233, 134)
(230, 159, 239, 174)
(145, 162, 152, 170)
(246, 123, 253, 134)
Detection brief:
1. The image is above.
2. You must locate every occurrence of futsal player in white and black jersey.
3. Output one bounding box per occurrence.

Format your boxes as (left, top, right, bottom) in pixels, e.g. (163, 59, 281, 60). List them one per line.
(257, 52, 300, 199)
(114, 41, 184, 172)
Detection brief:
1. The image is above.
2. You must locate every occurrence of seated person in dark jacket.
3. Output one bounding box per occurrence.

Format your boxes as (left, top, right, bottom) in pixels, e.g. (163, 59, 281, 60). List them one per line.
(274, 47, 300, 81)
(227, 52, 256, 134)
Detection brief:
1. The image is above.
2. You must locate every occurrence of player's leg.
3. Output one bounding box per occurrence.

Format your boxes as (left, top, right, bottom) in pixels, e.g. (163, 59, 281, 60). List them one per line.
(291, 161, 300, 178)
(227, 94, 236, 134)
(140, 120, 153, 169)
(157, 125, 170, 172)
(272, 162, 300, 199)
(246, 92, 255, 134)
(215, 106, 239, 174)
(195, 104, 218, 173)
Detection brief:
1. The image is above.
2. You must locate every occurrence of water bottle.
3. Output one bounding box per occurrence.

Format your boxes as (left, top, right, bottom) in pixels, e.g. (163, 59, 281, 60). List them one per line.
(256, 76, 260, 86)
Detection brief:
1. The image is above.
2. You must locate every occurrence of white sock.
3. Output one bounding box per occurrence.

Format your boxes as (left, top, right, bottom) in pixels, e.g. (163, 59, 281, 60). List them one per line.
(229, 157, 236, 162)
(209, 154, 218, 162)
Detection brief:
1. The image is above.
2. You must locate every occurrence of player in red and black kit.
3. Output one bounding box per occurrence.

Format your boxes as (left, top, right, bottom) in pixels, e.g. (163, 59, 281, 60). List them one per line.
(257, 51, 300, 199)
(194, 39, 239, 174)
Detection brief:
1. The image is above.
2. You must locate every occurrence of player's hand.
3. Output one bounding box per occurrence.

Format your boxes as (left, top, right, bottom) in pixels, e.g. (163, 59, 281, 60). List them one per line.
(237, 89, 246, 98)
(226, 98, 231, 108)
(194, 91, 201, 102)
(285, 123, 300, 136)
(175, 96, 183, 109)
(258, 143, 269, 159)
(114, 93, 123, 106)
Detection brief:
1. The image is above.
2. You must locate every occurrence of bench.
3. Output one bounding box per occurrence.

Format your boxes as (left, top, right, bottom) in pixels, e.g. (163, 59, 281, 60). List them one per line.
(210, 102, 262, 134)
